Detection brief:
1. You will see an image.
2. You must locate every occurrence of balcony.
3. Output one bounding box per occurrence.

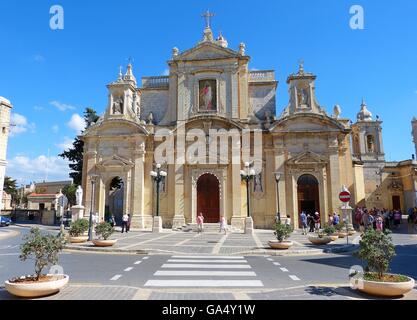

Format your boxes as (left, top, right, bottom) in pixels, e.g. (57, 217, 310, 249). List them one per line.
(249, 70, 275, 83)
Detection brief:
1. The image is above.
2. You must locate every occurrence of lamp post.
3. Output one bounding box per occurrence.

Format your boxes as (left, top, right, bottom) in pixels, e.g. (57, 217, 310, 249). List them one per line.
(150, 164, 167, 232)
(240, 162, 256, 233)
(274, 173, 282, 223)
(88, 174, 99, 241)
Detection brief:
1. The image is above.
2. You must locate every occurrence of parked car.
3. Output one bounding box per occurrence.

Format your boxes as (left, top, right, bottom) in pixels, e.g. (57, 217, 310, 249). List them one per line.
(0, 216, 11, 227)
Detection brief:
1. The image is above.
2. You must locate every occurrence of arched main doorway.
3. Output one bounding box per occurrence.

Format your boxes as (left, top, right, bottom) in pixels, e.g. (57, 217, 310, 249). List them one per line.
(197, 173, 220, 223)
(106, 177, 124, 225)
(297, 174, 320, 223)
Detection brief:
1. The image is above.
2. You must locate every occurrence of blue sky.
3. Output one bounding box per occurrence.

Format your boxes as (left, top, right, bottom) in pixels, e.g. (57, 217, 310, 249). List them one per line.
(1, 0, 416, 185)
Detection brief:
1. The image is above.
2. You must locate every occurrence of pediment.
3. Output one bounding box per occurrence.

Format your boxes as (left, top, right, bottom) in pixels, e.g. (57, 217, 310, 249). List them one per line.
(176, 43, 239, 61)
(83, 118, 149, 137)
(286, 151, 328, 166)
(96, 155, 134, 170)
(270, 113, 346, 133)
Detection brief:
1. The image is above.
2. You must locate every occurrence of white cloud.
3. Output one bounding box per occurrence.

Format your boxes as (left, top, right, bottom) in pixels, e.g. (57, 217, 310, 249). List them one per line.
(9, 113, 36, 137)
(34, 105, 44, 111)
(52, 125, 59, 133)
(50, 101, 76, 112)
(162, 69, 170, 76)
(56, 136, 73, 151)
(5, 155, 70, 184)
(33, 54, 45, 62)
(67, 113, 86, 134)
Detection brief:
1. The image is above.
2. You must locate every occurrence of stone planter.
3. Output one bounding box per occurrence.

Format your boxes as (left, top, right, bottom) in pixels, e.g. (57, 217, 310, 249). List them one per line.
(268, 240, 293, 250)
(308, 236, 332, 245)
(328, 234, 339, 241)
(5, 274, 69, 298)
(69, 236, 88, 243)
(335, 232, 348, 238)
(348, 230, 356, 236)
(92, 239, 117, 247)
(357, 274, 415, 297)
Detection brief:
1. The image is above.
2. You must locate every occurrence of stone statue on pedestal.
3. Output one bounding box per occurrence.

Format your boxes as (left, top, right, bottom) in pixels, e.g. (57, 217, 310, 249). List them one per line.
(76, 186, 83, 206)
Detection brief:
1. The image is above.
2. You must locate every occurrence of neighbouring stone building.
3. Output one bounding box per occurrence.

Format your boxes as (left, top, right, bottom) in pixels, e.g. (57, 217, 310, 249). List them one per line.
(80, 20, 417, 230)
(0, 97, 12, 215)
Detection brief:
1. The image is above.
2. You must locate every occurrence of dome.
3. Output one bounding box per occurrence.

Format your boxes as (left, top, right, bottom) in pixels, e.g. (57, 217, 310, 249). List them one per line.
(357, 99, 373, 121)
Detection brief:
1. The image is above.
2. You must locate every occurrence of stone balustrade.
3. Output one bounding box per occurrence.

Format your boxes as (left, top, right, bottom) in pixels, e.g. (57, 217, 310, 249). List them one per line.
(249, 70, 275, 82)
(141, 76, 169, 88)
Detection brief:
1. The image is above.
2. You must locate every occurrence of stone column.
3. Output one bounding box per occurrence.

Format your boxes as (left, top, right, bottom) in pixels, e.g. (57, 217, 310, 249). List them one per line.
(131, 146, 146, 229)
(172, 163, 186, 228)
(231, 163, 244, 231)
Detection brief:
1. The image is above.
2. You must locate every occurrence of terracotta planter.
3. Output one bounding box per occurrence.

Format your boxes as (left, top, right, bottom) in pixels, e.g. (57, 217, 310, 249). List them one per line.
(328, 235, 339, 241)
(268, 240, 293, 250)
(308, 236, 332, 245)
(5, 274, 69, 298)
(69, 236, 88, 243)
(92, 239, 117, 247)
(357, 275, 415, 297)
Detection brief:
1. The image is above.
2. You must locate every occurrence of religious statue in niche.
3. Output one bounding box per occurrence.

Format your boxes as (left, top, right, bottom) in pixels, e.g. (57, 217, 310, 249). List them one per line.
(113, 96, 124, 115)
(297, 87, 309, 107)
(253, 173, 263, 193)
(367, 135, 375, 153)
(199, 80, 217, 112)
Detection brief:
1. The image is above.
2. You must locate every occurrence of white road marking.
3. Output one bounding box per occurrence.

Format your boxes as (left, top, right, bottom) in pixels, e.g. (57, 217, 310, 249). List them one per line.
(280, 268, 289, 272)
(110, 275, 122, 281)
(134, 261, 142, 265)
(124, 267, 133, 272)
(289, 275, 301, 281)
(154, 271, 257, 277)
(267, 258, 273, 261)
(251, 232, 263, 248)
(171, 255, 244, 259)
(211, 234, 229, 254)
(161, 264, 251, 269)
(142, 257, 149, 260)
(167, 259, 247, 263)
(0, 253, 19, 256)
(273, 262, 281, 266)
(144, 280, 263, 287)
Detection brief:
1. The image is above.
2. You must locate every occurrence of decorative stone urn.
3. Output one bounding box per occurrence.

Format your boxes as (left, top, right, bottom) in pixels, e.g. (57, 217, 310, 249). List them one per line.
(308, 236, 332, 245)
(268, 240, 293, 250)
(357, 275, 415, 297)
(92, 239, 117, 247)
(5, 275, 69, 298)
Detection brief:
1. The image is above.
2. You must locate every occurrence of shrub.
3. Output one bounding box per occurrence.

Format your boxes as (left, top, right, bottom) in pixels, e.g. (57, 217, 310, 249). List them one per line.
(335, 221, 346, 232)
(274, 221, 293, 242)
(95, 222, 114, 240)
(323, 224, 336, 236)
(69, 219, 89, 237)
(19, 228, 67, 281)
(354, 229, 396, 280)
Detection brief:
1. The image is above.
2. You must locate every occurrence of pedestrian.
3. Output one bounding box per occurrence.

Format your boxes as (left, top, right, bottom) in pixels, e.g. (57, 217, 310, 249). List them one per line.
(314, 212, 321, 231)
(275, 212, 281, 224)
(329, 214, 334, 226)
(300, 211, 308, 235)
(407, 210, 415, 234)
(333, 212, 340, 226)
(394, 210, 402, 229)
(126, 214, 131, 232)
(197, 212, 204, 234)
(376, 215, 384, 232)
(362, 210, 370, 231)
(308, 213, 315, 233)
(219, 216, 227, 234)
(121, 213, 129, 233)
(285, 215, 291, 226)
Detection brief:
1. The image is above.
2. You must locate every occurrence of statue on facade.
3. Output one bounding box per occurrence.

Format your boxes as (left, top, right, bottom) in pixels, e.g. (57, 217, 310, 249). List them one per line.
(75, 185, 83, 206)
(254, 173, 263, 193)
(147, 112, 154, 125)
(113, 97, 124, 114)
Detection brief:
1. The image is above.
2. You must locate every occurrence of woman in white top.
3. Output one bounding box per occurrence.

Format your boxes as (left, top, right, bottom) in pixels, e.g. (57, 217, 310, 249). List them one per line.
(219, 216, 227, 234)
(285, 215, 291, 226)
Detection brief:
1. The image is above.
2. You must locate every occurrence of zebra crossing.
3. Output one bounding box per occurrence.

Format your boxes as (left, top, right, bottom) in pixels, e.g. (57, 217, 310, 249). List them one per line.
(144, 255, 264, 288)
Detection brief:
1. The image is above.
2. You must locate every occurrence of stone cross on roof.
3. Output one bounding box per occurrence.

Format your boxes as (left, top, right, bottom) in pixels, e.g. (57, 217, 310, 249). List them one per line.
(202, 10, 215, 29)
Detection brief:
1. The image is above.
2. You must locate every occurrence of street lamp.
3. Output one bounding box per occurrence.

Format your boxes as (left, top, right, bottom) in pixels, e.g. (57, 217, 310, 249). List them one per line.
(240, 162, 256, 219)
(150, 163, 167, 217)
(88, 174, 99, 241)
(274, 173, 282, 223)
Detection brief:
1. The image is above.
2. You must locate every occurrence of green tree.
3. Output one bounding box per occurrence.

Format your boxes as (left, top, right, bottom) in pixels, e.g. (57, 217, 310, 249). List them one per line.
(3, 176, 18, 204)
(62, 184, 77, 206)
(59, 108, 99, 185)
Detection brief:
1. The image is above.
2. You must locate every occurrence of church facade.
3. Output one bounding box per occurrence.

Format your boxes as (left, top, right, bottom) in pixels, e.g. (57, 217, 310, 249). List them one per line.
(80, 22, 417, 230)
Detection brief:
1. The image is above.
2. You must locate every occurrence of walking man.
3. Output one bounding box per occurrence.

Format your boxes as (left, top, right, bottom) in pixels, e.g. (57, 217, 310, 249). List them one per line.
(121, 213, 129, 233)
(300, 211, 308, 235)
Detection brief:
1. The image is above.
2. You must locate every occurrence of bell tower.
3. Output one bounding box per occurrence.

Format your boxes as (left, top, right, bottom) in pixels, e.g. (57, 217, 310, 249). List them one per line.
(105, 63, 140, 121)
(0, 97, 12, 212)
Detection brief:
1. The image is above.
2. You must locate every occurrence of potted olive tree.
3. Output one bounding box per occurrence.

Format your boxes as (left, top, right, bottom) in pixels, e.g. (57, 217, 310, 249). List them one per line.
(68, 219, 89, 243)
(352, 229, 415, 297)
(92, 221, 117, 247)
(5, 228, 69, 298)
(268, 221, 294, 250)
(323, 224, 339, 241)
(308, 228, 332, 245)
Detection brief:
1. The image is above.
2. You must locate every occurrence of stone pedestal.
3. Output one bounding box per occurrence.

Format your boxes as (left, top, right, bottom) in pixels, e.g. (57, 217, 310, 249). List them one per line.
(245, 217, 254, 235)
(71, 205, 85, 222)
(152, 216, 163, 233)
(172, 215, 186, 230)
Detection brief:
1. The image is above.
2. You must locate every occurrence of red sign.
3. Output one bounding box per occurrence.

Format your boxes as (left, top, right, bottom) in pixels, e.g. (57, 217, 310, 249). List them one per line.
(339, 191, 351, 203)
